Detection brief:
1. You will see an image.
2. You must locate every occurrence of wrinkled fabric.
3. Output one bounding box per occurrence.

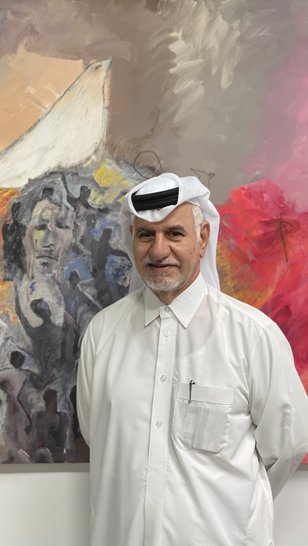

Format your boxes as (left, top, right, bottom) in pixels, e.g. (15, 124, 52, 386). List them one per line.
(77, 275, 308, 546)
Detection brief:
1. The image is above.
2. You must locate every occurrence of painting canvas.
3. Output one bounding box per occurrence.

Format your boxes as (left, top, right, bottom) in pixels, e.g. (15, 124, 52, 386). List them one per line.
(0, 0, 307, 463)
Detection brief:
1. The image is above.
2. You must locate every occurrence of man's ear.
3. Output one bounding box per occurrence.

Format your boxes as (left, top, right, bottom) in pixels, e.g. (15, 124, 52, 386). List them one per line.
(199, 221, 210, 258)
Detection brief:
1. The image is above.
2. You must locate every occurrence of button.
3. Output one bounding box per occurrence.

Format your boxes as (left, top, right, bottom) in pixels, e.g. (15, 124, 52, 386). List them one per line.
(160, 306, 171, 319)
(160, 375, 167, 383)
(163, 329, 171, 337)
(155, 420, 163, 428)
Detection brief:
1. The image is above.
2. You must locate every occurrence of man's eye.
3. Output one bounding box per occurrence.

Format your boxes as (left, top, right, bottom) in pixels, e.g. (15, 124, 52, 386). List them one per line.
(169, 231, 184, 238)
(139, 233, 153, 240)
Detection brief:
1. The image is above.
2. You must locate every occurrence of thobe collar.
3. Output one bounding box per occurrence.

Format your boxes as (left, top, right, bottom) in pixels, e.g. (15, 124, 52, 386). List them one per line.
(144, 273, 208, 328)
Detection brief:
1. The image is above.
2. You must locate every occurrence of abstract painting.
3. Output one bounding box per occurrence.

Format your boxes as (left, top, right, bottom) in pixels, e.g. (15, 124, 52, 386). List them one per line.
(0, 0, 307, 463)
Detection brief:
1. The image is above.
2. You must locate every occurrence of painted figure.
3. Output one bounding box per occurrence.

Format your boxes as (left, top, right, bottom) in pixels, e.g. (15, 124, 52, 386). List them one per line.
(0, 169, 130, 463)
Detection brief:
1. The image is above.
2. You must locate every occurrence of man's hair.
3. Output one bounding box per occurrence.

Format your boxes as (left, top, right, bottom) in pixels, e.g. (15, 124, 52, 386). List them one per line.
(192, 204, 204, 240)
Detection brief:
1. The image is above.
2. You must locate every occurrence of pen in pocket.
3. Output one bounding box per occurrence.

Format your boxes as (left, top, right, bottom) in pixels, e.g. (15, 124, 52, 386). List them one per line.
(188, 380, 195, 403)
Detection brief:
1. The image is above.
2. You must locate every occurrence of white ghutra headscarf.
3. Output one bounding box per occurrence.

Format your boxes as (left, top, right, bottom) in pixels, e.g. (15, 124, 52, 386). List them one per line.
(121, 173, 220, 291)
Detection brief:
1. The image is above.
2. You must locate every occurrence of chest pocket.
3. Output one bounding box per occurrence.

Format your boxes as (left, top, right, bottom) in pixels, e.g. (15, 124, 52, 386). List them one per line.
(171, 383, 234, 453)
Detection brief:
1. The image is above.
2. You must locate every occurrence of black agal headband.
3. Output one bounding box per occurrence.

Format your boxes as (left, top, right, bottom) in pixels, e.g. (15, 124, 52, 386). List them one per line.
(131, 188, 179, 212)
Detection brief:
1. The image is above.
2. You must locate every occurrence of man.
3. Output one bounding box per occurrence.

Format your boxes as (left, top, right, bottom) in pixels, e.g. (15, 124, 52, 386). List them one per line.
(77, 173, 308, 546)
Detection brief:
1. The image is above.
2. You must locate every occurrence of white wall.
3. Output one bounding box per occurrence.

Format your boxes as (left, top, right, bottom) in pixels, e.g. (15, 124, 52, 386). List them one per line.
(274, 468, 308, 546)
(0, 464, 90, 546)
(0, 466, 306, 546)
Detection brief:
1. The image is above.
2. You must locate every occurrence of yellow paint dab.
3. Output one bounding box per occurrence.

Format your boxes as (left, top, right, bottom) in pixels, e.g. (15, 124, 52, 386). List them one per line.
(92, 162, 132, 205)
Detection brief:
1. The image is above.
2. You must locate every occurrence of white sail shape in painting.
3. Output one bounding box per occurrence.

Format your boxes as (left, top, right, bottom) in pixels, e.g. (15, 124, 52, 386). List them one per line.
(0, 59, 111, 188)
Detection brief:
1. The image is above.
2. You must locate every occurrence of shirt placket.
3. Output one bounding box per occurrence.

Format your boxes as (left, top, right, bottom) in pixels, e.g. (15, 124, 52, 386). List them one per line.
(144, 306, 176, 546)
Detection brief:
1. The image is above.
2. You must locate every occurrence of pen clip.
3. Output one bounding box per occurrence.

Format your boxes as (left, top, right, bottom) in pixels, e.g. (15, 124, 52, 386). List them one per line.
(188, 380, 195, 403)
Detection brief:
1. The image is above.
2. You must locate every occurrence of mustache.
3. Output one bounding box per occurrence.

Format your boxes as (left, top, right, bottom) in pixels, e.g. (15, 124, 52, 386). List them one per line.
(143, 257, 180, 267)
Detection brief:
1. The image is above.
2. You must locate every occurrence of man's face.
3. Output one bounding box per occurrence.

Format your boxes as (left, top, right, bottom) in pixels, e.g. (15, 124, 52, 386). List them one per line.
(131, 203, 210, 303)
(23, 199, 75, 278)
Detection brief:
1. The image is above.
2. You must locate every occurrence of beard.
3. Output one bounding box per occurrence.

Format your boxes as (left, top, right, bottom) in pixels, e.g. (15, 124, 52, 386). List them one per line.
(141, 257, 184, 292)
(143, 274, 184, 292)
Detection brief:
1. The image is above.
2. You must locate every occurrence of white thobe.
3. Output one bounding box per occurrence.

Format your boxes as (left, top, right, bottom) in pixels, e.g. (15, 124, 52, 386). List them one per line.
(77, 274, 308, 546)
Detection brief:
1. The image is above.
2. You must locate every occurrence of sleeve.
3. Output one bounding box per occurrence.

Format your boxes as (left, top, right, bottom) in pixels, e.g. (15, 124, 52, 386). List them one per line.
(248, 321, 308, 498)
(76, 320, 97, 446)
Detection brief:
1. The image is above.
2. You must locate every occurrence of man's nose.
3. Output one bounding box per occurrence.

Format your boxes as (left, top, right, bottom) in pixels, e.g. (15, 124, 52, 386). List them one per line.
(149, 234, 170, 260)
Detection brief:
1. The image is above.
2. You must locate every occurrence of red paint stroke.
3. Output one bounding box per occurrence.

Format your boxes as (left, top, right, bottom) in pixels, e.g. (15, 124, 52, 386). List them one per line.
(217, 179, 308, 395)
